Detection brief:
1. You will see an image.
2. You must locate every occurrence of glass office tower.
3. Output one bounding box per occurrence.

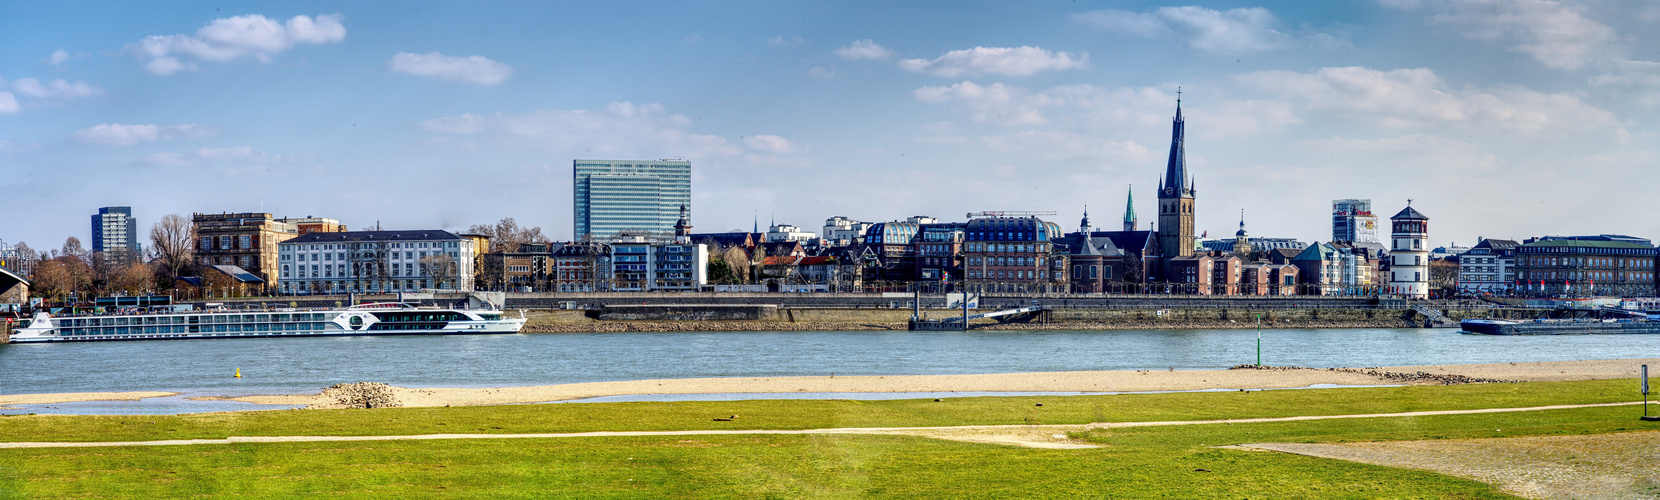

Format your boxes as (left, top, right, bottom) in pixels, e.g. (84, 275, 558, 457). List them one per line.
(573, 159, 692, 241)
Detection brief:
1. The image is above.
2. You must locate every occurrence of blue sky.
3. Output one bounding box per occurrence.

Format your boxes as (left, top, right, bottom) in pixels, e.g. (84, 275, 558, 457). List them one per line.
(4, 0, 1660, 251)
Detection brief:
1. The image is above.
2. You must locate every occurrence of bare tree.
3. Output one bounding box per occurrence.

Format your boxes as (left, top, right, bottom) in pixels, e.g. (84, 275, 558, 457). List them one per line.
(107, 262, 156, 296)
(60, 237, 89, 267)
(419, 254, 459, 290)
(465, 217, 546, 253)
(31, 256, 93, 300)
(150, 213, 196, 285)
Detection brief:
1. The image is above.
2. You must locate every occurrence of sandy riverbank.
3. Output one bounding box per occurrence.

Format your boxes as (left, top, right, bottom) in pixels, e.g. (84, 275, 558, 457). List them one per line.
(8, 358, 1652, 409)
(221, 358, 1658, 409)
(0, 391, 179, 407)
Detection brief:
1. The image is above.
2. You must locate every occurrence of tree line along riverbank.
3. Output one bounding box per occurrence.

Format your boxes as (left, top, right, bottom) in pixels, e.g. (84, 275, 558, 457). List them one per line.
(519, 306, 1550, 333)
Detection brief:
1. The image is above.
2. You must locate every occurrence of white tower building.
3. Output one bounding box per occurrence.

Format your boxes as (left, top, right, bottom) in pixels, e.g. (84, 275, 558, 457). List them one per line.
(1388, 203, 1430, 298)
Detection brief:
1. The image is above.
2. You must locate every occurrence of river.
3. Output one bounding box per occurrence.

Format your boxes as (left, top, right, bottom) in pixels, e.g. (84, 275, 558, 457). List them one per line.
(4, 327, 1658, 414)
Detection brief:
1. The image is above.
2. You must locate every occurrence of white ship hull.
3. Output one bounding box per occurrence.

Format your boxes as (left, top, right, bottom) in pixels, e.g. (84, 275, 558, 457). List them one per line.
(8, 303, 526, 343)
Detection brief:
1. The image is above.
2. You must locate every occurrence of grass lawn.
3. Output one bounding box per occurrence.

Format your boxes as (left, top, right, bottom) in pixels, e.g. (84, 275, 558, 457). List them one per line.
(0, 379, 1652, 498)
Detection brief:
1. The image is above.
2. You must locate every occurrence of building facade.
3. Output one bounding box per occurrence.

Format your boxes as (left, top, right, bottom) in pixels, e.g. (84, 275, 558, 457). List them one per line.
(279, 217, 347, 235)
(1157, 98, 1196, 261)
(1457, 238, 1519, 294)
(1513, 237, 1656, 296)
(276, 230, 476, 295)
(963, 215, 1065, 294)
(609, 236, 708, 292)
(1388, 205, 1430, 298)
(553, 241, 612, 292)
(91, 206, 140, 264)
(573, 159, 691, 240)
(193, 212, 298, 291)
(1332, 199, 1379, 243)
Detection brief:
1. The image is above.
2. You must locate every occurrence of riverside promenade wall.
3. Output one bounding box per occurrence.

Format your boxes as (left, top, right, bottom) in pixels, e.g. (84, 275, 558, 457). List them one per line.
(519, 305, 1547, 333)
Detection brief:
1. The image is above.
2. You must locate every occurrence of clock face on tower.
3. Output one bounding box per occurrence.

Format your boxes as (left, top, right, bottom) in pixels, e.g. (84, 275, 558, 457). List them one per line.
(1164, 187, 1174, 196)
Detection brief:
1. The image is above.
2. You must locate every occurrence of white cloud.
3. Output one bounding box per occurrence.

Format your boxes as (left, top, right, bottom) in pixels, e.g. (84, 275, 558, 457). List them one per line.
(0, 92, 16, 113)
(197, 146, 254, 160)
(389, 52, 514, 85)
(9, 78, 102, 99)
(0, 139, 43, 152)
(768, 36, 807, 47)
(833, 39, 895, 60)
(1293, 134, 1500, 171)
(807, 66, 840, 79)
(1075, 6, 1326, 53)
(70, 123, 212, 146)
(742, 135, 797, 154)
(979, 130, 1150, 162)
(420, 102, 751, 159)
(1384, 0, 1618, 70)
(1237, 66, 1618, 132)
(914, 81, 1051, 125)
(898, 46, 1087, 77)
(137, 152, 191, 166)
(46, 49, 80, 65)
(913, 81, 1300, 136)
(127, 14, 346, 75)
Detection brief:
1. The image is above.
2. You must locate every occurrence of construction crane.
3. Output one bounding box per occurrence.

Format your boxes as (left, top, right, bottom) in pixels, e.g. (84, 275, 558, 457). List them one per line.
(966, 211, 1058, 218)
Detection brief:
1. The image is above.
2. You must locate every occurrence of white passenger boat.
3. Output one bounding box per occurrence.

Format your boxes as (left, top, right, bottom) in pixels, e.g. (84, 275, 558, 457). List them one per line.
(7, 302, 526, 343)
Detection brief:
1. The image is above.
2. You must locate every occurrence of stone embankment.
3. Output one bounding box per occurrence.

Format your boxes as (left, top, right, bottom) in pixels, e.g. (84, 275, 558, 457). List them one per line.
(1229, 364, 1516, 385)
(524, 321, 908, 333)
(518, 305, 1541, 333)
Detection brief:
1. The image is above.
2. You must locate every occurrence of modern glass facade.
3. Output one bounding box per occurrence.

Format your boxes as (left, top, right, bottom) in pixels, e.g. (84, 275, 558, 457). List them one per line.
(573, 159, 692, 240)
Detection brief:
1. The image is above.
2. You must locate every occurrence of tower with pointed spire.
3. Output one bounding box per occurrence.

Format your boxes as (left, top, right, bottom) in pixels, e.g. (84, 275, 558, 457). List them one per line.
(1232, 209, 1251, 255)
(1122, 186, 1137, 231)
(674, 204, 692, 243)
(1157, 89, 1196, 259)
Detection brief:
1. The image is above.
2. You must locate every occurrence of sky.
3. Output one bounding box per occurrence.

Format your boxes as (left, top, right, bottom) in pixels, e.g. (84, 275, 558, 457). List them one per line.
(4, 0, 1660, 252)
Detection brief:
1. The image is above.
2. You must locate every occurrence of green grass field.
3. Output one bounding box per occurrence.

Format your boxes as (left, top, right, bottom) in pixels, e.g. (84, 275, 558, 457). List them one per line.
(0, 379, 1652, 498)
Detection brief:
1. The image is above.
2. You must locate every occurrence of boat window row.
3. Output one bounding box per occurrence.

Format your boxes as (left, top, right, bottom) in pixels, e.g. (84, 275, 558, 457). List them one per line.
(57, 322, 330, 336)
(57, 313, 332, 327)
(371, 312, 467, 322)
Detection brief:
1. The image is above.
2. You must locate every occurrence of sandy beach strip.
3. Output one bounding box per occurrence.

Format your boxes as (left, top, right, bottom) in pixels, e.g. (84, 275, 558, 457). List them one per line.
(220, 358, 1660, 409)
(0, 391, 179, 406)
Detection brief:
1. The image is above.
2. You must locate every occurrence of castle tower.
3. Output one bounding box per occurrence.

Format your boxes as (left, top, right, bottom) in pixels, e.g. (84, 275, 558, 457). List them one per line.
(1123, 186, 1137, 231)
(1157, 91, 1195, 259)
(1232, 210, 1251, 255)
(1388, 201, 1430, 299)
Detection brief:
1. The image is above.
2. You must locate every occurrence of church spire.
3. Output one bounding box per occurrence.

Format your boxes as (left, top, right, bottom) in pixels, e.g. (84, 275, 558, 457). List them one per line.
(1160, 88, 1190, 200)
(1123, 185, 1137, 231)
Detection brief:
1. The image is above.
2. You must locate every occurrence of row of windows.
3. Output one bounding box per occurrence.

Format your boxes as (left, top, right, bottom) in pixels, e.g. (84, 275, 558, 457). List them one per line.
(1521, 256, 1653, 268)
(967, 256, 1045, 266)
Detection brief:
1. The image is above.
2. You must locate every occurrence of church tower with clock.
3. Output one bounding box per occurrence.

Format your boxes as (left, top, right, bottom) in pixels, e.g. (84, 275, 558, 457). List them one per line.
(1157, 91, 1196, 260)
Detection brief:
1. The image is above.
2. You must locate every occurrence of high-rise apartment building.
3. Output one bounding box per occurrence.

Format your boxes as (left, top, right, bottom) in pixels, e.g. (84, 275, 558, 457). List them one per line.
(573, 159, 691, 241)
(91, 206, 140, 263)
(1332, 199, 1379, 243)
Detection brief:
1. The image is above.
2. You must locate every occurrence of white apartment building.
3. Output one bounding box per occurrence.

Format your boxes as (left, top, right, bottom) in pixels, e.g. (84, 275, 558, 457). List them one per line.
(822, 216, 872, 246)
(277, 230, 475, 295)
(610, 236, 708, 292)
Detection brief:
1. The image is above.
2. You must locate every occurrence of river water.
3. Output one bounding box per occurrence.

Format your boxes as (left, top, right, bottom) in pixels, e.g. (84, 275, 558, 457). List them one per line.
(4, 327, 1658, 414)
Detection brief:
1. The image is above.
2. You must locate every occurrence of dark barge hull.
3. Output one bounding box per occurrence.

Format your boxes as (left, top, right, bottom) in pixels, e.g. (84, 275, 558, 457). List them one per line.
(1461, 320, 1660, 335)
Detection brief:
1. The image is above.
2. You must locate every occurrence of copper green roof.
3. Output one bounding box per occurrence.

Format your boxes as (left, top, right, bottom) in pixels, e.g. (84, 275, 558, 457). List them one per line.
(1519, 239, 1653, 249)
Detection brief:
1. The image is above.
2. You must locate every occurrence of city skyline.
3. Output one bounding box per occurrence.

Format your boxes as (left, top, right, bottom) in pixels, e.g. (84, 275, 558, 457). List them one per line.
(5, 1, 1660, 250)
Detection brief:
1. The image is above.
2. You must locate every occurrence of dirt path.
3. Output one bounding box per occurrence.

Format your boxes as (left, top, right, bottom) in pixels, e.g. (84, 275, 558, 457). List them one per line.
(2, 401, 1644, 451)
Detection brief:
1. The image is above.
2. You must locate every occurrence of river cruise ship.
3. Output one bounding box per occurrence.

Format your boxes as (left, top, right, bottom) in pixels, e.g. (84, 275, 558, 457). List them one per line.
(7, 302, 526, 343)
